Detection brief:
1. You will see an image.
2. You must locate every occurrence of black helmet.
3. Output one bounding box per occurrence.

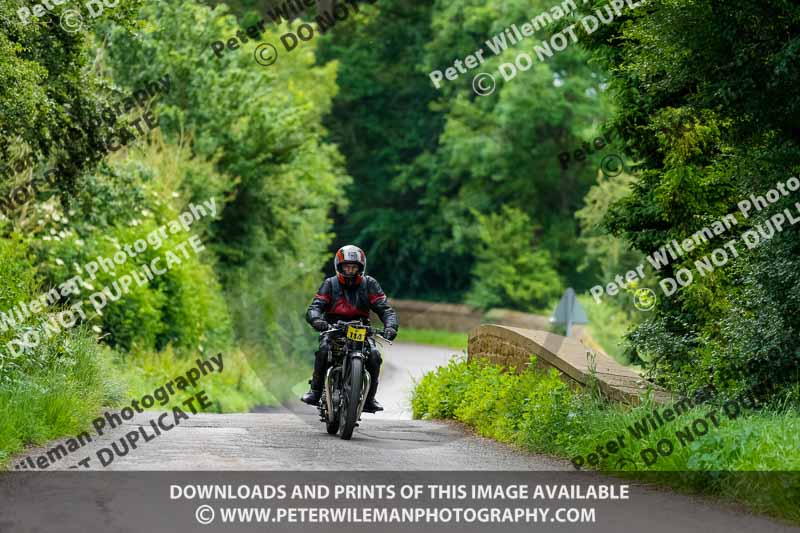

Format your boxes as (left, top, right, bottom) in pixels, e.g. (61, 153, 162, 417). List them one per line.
(334, 245, 366, 288)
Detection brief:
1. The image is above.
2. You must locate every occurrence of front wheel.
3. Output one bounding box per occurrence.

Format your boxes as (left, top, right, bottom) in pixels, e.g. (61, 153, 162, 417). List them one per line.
(339, 357, 363, 440)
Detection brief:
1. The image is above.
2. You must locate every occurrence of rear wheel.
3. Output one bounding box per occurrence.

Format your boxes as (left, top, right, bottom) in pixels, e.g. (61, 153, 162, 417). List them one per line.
(339, 357, 363, 440)
(326, 415, 340, 435)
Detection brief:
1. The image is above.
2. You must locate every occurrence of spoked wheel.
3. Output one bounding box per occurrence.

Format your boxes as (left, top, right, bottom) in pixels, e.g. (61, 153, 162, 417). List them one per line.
(339, 357, 363, 440)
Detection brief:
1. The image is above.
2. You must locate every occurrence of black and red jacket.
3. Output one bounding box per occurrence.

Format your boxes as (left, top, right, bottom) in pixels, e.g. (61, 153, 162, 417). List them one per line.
(306, 275, 398, 330)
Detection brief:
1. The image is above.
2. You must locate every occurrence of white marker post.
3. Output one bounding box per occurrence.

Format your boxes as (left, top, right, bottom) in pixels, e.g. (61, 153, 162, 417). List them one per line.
(550, 287, 588, 338)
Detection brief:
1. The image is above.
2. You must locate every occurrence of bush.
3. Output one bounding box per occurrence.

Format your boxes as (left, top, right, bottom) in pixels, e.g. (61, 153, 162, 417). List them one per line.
(119, 345, 275, 413)
(413, 355, 582, 449)
(0, 233, 124, 466)
(20, 140, 236, 355)
(412, 354, 476, 420)
(412, 357, 800, 523)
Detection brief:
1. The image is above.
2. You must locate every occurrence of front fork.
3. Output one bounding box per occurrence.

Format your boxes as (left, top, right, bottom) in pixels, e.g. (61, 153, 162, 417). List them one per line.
(357, 366, 371, 420)
(323, 366, 336, 419)
(323, 354, 370, 421)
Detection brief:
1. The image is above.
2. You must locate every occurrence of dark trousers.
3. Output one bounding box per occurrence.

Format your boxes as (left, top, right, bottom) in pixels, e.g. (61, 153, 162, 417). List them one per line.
(310, 337, 382, 395)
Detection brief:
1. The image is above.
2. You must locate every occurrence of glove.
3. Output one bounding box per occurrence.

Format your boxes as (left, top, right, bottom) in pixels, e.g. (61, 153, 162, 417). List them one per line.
(383, 327, 397, 341)
(312, 319, 329, 332)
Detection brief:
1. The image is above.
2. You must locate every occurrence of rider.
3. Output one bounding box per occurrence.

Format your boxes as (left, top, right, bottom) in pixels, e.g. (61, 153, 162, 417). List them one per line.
(302, 245, 398, 413)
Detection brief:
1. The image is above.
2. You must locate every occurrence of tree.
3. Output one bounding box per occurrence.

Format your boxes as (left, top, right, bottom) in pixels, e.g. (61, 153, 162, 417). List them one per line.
(0, 0, 144, 191)
(319, 0, 616, 302)
(466, 206, 563, 312)
(580, 0, 800, 400)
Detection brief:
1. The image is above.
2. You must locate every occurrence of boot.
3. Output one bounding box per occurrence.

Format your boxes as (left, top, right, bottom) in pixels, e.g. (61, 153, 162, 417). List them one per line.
(301, 382, 321, 405)
(362, 372, 383, 413)
(301, 350, 327, 406)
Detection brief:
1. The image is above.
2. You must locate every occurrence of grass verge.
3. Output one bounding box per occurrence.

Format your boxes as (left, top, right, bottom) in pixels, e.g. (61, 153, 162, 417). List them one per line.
(398, 328, 468, 350)
(119, 345, 278, 413)
(1, 341, 280, 470)
(0, 332, 125, 469)
(412, 355, 800, 524)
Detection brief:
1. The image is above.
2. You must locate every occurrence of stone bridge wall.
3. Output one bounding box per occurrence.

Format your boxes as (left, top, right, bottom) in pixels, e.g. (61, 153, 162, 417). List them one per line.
(468, 325, 672, 405)
(379, 299, 551, 333)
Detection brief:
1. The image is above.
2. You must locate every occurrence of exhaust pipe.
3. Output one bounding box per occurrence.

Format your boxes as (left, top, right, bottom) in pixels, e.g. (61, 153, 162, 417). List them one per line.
(324, 366, 335, 417)
(356, 370, 370, 420)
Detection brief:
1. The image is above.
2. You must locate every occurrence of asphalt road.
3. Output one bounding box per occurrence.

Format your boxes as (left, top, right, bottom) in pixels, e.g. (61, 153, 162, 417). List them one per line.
(12, 342, 799, 532)
(30, 342, 569, 470)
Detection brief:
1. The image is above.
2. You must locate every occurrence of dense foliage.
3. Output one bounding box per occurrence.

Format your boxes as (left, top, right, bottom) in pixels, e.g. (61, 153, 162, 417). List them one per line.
(577, 0, 800, 401)
(0, 0, 348, 463)
(0, 0, 144, 189)
(3, 0, 799, 467)
(318, 0, 616, 304)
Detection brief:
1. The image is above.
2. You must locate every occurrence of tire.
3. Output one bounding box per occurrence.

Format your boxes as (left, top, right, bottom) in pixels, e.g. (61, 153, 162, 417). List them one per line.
(339, 357, 363, 440)
(326, 415, 340, 435)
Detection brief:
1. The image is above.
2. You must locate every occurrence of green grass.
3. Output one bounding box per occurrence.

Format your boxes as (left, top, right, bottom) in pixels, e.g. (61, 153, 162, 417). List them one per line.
(398, 328, 468, 350)
(0, 332, 126, 469)
(119, 345, 278, 413)
(412, 356, 800, 523)
(1, 340, 280, 470)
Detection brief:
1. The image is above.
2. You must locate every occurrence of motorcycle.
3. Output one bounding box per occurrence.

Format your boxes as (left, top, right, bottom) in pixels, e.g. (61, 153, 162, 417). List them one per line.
(317, 320, 391, 440)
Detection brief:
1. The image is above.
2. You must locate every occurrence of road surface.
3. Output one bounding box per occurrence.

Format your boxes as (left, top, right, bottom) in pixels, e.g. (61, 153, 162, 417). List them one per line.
(26, 342, 569, 470)
(10, 342, 799, 532)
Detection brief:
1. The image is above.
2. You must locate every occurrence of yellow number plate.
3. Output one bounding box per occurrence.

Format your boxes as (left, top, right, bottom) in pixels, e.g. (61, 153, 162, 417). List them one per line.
(346, 326, 366, 341)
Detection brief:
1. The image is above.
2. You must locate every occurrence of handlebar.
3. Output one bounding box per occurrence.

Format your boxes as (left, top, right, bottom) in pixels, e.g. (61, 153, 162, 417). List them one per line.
(320, 320, 393, 344)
